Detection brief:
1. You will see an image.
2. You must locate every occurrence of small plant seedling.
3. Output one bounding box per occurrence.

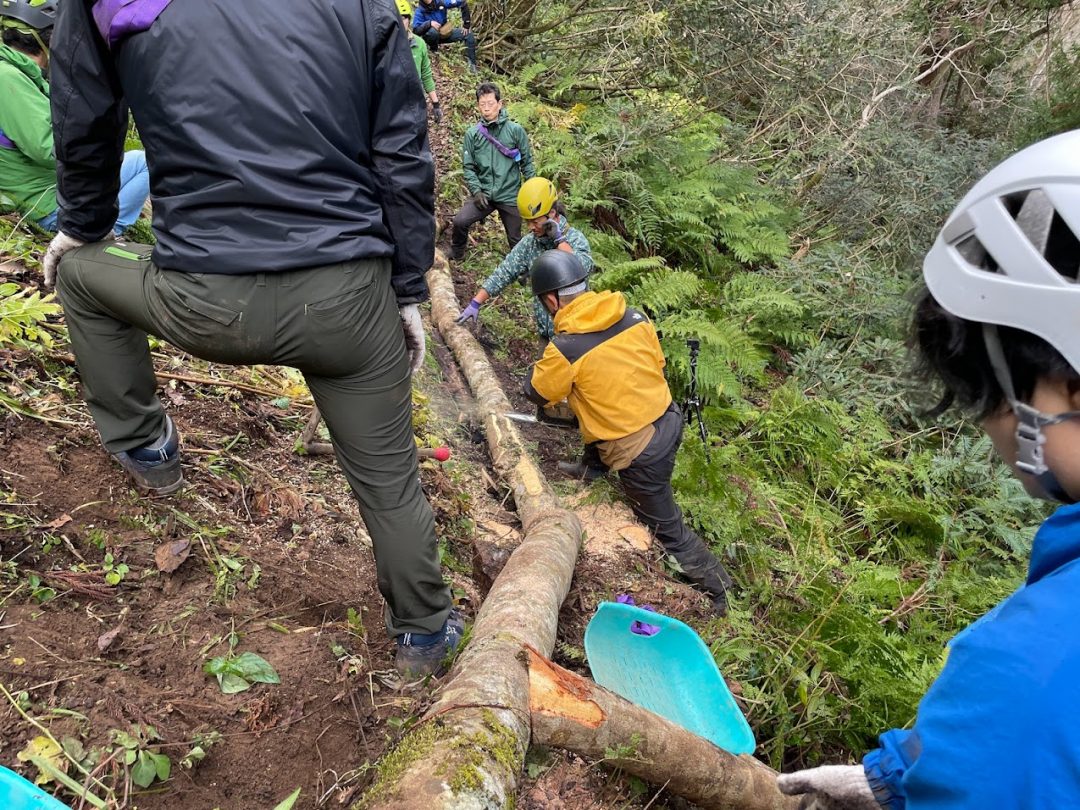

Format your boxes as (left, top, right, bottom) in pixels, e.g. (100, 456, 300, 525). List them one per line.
(102, 553, 129, 586)
(26, 573, 56, 603)
(109, 725, 171, 788)
(204, 635, 280, 694)
(346, 606, 366, 639)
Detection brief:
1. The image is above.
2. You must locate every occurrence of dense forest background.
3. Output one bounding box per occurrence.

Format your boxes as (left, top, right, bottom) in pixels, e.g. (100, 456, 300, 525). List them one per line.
(448, 0, 1080, 766)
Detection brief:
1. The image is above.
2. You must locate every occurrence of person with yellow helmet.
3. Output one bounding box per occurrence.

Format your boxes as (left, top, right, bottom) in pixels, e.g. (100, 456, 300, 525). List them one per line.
(456, 177, 593, 340)
(450, 82, 534, 260)
(395, 0, 441, 124)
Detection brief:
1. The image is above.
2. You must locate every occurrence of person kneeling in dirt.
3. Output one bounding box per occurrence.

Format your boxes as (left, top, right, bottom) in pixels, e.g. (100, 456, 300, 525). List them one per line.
(411, 0, 476, 71)
(521, 250, 734, 615)
(456, 177, 592, 341)
(0, 0, 149, 235)
(42, 0, 460, 679)
(778, 132, 1080, 808)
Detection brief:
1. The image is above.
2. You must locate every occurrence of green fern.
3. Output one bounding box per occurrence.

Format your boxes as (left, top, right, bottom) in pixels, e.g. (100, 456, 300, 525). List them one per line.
(627, 270, 703, 315)
(0, 283, 60, 348)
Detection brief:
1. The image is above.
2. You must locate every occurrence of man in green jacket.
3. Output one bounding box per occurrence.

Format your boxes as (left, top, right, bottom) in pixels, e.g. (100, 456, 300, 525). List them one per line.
(456, 177, 592, 340)
(450, 82, 534, 260)
(0, 0, 149, 233)
(397, 0, 441, 124)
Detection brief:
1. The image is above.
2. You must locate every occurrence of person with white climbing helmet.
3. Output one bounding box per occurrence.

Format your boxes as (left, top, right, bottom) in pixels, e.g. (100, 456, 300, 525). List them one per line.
(396, 0, 442, 125)
(456, 176, 593, 340)
(42, 0, 461, 679)
(0, 0, 149, 234)
(449, 81, 535, 260)
(778, 129, 1080, 808)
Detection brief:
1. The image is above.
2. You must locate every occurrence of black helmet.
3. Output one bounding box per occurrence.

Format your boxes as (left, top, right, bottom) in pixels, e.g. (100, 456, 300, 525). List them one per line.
(530, 250, 588, 296)
(0, 0, 57, 30)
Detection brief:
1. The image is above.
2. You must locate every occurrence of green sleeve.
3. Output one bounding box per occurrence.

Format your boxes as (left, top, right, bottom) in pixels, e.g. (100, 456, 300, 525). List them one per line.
(481, 236, 539, 298)
(419, 44, 435, 94)
(516, 124, 535, 181)
(0, 69, 54, 166)
(565, 228, 593, 273)
(462, 127, 480, 195)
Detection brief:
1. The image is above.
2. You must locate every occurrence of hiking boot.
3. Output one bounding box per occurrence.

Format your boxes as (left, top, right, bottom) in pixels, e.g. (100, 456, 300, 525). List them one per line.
(557, 461, 607, 481)
(395, 610, 465, 679)
(673, 549, 734, 617)
(111, 416, 184, 496)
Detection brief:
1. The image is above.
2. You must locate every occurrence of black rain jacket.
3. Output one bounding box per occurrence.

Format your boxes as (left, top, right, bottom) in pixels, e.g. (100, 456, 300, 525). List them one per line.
(50, 0, 435, 303)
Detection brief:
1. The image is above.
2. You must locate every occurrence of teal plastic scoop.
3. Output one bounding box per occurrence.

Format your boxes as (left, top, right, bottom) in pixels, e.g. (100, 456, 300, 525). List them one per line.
(584, 600, 755, 755)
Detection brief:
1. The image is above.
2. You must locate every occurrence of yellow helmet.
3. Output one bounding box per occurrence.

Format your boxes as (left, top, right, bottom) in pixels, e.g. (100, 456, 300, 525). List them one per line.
(395, 0, 412, 17)
(517, 177, 558, 220)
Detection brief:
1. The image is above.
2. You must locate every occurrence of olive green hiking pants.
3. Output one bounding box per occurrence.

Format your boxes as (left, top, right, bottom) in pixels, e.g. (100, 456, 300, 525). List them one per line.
(56, 241, 452, 637)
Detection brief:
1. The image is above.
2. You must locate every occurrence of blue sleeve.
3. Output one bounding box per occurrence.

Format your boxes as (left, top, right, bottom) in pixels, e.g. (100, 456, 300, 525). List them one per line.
(863, 728, 921, 810)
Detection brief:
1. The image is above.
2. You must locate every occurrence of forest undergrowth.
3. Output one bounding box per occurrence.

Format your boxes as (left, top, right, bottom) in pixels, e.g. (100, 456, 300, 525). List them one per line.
(443, 0, 1080, 769)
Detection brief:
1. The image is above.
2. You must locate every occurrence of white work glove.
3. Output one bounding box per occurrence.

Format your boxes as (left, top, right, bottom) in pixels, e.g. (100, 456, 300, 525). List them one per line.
(41, 231, 86, 288)
(776, 765, 880, 810)
(399, 303, 426, 375)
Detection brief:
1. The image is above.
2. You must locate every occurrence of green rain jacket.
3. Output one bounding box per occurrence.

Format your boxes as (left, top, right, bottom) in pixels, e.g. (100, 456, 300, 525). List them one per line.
(409, 34, 435, 94)
(480, 215, 593, 338)
(0, 44, 55, 219)
(462, 108, 534, 205)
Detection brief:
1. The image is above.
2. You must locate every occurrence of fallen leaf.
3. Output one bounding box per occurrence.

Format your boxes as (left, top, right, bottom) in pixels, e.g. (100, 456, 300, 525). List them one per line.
(154, 538, 191, 573)
(17, 736, 65, 785)
(45, 513, 72, 530)
(165, 388, 187, 406)
(97, 626, 123, 652)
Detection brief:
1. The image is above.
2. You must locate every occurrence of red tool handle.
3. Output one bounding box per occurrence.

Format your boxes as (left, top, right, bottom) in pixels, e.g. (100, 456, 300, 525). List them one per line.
(417, 446, 451, 462)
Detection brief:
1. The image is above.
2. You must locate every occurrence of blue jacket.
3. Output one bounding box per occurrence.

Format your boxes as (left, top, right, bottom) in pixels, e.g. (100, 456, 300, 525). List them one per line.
(412, 0, 470, 31)
(862, 502, 1080, 808)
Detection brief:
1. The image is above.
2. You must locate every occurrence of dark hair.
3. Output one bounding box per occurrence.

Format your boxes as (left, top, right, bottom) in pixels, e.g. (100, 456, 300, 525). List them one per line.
(2, 27, 48, 56)
(911, 285, 1078, 419)
(476, 82, 500, 101)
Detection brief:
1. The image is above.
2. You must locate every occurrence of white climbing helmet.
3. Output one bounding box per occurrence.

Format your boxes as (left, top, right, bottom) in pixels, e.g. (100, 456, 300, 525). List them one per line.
(923, 129, 1080, 372)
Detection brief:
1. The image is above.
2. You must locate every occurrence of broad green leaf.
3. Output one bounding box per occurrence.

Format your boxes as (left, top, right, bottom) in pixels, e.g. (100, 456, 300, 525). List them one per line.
(272, 787, 302, 810)
(231, 652, 280, 685)
(218, 672, 251, 694)
(150, 751, 171, 781)
(131, 751, 157, 788)
(203, 657, 228, 676)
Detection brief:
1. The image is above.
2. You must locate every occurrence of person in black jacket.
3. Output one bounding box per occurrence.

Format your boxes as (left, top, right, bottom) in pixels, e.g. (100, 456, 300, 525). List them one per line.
(41, 0, 461, 679)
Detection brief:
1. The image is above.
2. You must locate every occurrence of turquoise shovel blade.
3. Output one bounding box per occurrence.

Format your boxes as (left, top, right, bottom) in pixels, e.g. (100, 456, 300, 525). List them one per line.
(584, 601, 755, 755)
(0, 766, 70, 810)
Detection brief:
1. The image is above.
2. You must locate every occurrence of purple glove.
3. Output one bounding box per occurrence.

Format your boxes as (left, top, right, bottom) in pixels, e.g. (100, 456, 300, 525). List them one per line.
(456, 298, 482, 325)
(541, 218, 564, 243)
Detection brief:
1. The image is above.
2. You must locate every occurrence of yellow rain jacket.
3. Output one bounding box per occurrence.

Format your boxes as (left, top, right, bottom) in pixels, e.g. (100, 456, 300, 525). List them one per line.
(525, 290, 672, 467)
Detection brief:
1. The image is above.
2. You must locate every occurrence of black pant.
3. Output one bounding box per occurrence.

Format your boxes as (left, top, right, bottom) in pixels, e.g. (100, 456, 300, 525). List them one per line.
(419, 27, 477, 66)
(451, 197, 522, 256)
(617, 406, 707, 560)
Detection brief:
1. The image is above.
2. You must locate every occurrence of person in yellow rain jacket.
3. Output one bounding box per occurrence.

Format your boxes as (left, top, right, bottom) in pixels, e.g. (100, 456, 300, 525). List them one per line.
(523, 249, 734, 614)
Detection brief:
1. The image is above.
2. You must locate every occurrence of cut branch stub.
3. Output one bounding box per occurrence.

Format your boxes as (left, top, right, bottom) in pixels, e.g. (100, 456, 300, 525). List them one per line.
(528, 648, 799, 810)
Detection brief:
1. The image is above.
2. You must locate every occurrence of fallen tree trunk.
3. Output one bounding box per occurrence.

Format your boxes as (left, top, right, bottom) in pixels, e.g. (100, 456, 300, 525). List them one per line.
(356, 256, 583, 809)
(527, 648, 797, 810)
